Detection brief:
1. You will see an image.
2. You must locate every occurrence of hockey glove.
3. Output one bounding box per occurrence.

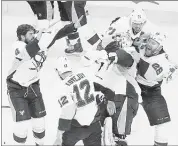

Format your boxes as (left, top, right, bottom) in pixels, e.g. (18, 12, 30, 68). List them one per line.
(165, 64, 178, 83)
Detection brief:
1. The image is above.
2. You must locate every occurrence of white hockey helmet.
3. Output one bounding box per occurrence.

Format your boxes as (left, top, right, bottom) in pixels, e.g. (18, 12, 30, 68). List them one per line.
(130, 8, 147, 24)
(145, 31, 166, 56)
(149, 31, 166, 46)
(54, 56, 72, 79)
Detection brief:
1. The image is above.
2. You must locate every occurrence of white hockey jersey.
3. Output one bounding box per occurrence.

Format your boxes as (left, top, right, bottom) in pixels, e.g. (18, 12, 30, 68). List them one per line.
(7, 40, 46, 87)
(57, 71, 99, 130)
(7, 22, 76, 87)
(136, 51, 171, 87)
(101, 16, 156, 48)
(94, 46, 139, 95)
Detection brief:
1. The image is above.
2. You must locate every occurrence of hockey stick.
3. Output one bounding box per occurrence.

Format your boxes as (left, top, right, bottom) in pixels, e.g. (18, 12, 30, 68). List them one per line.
(48, 19, 61, 29)
(40, 19, 61, 34)
(43, 15, 84, 34)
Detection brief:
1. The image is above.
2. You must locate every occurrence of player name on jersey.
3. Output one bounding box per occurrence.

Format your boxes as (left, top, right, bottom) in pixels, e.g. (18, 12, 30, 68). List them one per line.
(65, 73, 85, 86)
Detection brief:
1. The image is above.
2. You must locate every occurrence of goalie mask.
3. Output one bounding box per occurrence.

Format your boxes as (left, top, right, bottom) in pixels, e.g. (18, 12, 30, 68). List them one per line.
(54, 56, 72, 80)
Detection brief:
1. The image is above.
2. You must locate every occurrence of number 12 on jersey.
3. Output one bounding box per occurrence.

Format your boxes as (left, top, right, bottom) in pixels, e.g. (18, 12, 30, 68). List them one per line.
(58, 96, 69, 108)
(73, 79, 95, 108)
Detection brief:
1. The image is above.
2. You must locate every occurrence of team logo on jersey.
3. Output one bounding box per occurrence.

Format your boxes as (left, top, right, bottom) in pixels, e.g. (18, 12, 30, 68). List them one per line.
(19, 110, 25, 116)
(31, 51, 47, 71)
(15, 48, 20, 56)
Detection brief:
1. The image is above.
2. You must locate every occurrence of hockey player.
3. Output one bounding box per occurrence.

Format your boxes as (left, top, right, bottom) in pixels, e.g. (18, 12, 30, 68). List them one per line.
(101, 45, 140, 146)
(81, 27, 141, 145)
(97, 8, 150, 51)
(6, 17, 83, 145)
(53, 56, 116, 146)
(98, 32, 177, 146)
(79, 8, 177, 146)
(54, 1, 101, 55)
(88, 9, 151, 145)
(134, 31, 177, 146)
(99, 31, 177, 146)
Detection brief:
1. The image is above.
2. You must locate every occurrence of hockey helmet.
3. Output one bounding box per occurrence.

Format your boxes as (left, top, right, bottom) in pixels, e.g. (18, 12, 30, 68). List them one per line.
(145, 31, 166, 56)
(130, 8, 147, 24)
(54, 56, 72, 79)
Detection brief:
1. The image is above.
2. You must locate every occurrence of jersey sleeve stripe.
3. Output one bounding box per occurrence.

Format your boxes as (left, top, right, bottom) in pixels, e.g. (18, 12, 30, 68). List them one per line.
(26, 38, 40, 58)
(138, 58, 150, 78)
(58, 118, 72, 131)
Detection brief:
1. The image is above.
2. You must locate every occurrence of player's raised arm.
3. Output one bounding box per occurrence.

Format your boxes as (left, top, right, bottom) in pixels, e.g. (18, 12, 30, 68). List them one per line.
(47, 15, 84, 48)
(14, 15, 84, 58)
(7, 25, 41, 78)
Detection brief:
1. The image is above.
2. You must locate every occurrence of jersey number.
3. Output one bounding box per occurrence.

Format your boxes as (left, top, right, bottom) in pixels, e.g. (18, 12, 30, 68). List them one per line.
(58, 96, 69, 108)
(73, 79, 95, 108)
(152, 63, 163, 75)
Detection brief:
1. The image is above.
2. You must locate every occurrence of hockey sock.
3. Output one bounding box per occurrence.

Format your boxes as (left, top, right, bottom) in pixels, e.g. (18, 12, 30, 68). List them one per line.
(68, 32, 80, 46)
(154, 141, 168, 146)
(32, 117, 45, 145)
(33, 130, 45, 145)
(13, 133, 27, 145)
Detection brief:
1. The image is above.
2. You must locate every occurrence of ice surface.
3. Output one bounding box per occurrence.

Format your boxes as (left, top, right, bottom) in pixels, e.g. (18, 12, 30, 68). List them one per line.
(1, 1, 178, 145)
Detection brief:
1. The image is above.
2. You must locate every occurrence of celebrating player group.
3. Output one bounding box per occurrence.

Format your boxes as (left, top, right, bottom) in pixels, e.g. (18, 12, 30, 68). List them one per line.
(6, 1, 177, 146)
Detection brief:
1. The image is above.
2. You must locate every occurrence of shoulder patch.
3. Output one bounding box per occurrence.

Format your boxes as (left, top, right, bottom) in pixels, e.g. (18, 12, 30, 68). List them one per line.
(15, 48, 20, 56)
(165, 53, 169, 60)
